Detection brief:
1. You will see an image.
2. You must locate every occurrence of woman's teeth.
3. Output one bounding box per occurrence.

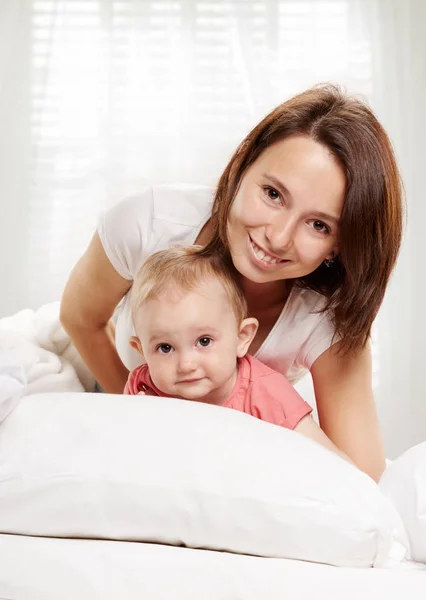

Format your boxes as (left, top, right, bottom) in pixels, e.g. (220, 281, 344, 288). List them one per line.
(251, 240, 281, 264)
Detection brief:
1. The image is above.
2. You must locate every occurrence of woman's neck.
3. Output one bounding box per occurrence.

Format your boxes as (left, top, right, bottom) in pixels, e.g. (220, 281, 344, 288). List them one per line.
(238, 276, 291, 314)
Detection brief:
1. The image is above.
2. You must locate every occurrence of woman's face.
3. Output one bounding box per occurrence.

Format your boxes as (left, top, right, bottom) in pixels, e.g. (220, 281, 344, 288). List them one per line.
(227, 135, 346, 284)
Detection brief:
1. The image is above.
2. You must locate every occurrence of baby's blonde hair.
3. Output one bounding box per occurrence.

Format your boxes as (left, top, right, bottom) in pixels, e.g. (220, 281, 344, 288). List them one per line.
(131, 246, 247, 327)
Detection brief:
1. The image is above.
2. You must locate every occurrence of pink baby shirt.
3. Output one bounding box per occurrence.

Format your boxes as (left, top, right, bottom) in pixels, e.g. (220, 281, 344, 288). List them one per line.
(124, 354, 312, 430)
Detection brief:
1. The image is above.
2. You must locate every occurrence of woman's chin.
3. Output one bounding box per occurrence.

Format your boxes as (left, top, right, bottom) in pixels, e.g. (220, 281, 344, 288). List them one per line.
(231, 255, 285, 284)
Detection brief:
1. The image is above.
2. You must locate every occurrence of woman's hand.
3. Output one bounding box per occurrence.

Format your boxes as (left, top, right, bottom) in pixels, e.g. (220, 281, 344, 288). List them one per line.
(310, 341, 386, 482)
(60, 233, 132, 393)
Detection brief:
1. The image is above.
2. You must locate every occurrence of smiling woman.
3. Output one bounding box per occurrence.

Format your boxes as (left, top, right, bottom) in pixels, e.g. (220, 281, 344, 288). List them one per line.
(226, 136, 345, 284)
(204, 85, 403, 356)
(60, 84, 403, 481)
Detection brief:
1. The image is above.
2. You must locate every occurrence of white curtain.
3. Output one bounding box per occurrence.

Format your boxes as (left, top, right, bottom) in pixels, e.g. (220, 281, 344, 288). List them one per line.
(1, 0, 425, 456)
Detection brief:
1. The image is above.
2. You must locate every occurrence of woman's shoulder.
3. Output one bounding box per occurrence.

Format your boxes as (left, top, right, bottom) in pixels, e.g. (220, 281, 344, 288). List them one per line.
(151, 183, 214, 225)
(286, 285, 330, 321)
(258, 286, 335, 382)
(97, 183, 214, 280)
(283, 286, 336, 371)
(101, 182, 213, 228)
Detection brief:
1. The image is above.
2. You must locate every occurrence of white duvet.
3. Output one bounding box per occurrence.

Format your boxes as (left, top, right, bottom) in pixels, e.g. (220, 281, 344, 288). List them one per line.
(0, 301, 95, 399)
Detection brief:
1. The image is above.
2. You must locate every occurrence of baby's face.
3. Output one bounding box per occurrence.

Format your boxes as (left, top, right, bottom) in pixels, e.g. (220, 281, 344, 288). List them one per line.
(136, 277, 242, 404)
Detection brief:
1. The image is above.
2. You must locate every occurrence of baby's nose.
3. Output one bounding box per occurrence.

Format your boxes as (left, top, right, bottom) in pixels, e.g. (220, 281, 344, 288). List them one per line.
(177, 352, 198, 373)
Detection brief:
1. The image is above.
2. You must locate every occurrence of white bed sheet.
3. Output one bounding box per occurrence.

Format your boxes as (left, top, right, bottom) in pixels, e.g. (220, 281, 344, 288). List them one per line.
(0, 534, 424, 600)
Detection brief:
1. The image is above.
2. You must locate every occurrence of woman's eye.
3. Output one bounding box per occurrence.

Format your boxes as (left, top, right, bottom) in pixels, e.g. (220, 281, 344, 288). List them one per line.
(196, 337, 212, 348)
(264, 186, 281, 203)
(157, 343, 173, 354)
(311, 220, 330, 234)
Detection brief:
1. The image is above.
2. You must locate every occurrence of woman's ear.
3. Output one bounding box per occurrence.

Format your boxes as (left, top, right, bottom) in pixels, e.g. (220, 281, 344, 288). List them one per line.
(237, 318, 259, 358)
(129, 336, 144, 357)
(326, 248, 339, 262)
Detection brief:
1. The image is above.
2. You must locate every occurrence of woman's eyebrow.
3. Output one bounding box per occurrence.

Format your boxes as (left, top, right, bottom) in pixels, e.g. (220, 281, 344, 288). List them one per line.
(262, 174, 293, 199)
(312, 211, 340, 226)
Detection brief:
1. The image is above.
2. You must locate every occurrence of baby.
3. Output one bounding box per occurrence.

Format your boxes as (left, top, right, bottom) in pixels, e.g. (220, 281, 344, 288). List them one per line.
(125, 246, 350, 459)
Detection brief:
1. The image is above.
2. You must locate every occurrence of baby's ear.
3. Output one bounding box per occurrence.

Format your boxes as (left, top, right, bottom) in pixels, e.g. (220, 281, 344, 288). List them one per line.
(237, 318, 259, 358)
(129, 336, 144, 357)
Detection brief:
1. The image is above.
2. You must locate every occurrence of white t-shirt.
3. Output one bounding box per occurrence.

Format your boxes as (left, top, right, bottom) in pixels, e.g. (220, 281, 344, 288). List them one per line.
(97, 183, 337, 384)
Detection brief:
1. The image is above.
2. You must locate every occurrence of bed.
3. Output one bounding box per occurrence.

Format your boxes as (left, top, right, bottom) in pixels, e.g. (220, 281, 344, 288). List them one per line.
(0, 534, 425, 600)
(0, 303, 425, 599)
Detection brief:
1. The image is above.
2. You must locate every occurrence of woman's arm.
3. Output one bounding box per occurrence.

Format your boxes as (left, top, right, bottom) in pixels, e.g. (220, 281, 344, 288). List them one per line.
(310, 341, 386, 482)
(60, 232, 132, 393)
(294, 414, 354, 465)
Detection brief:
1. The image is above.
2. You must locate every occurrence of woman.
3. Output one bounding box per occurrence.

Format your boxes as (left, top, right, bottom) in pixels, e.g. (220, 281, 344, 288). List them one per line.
(60, 84, 403, 481)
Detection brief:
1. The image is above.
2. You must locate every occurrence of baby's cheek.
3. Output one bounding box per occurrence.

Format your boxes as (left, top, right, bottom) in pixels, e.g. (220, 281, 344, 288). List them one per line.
(207, 352, 236, 377)
(149, 364, 170, 387)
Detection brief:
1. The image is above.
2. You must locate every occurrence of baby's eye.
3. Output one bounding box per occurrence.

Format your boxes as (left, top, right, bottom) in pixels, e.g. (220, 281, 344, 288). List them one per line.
(196, 337, 213, 348)
(157, 343, 173, 354)
(263, 186, 281, 203)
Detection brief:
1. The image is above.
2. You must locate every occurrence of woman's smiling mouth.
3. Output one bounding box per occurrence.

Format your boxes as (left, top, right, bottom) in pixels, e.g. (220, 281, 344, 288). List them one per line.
(248, 235, 289, 269)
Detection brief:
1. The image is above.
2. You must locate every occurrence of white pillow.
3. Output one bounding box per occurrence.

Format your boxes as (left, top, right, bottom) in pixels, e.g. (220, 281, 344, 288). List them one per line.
(0, 393, 409, 568)
(379, 442, 426, 563)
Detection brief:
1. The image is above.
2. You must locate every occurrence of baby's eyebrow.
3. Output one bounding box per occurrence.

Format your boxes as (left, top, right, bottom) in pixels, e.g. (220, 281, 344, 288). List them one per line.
(147, 327, 221, 344)
(196, 327, 221, 335)
(148, 332, 172, 343)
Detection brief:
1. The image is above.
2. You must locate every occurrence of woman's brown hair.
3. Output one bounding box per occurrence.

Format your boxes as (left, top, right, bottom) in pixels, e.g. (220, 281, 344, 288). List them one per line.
(203, 84, 404, 354)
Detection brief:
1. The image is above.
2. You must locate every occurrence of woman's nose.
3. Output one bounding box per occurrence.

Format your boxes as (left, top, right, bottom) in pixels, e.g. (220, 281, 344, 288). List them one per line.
(264, 213, 296, 254)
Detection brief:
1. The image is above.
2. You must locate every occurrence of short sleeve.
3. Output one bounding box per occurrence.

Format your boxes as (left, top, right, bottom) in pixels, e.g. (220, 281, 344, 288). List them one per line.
(97, 185, 154, 280)
(124, 364, 155, 395)
(298, 312, 339, 370)
(250, 372, 312, 430)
